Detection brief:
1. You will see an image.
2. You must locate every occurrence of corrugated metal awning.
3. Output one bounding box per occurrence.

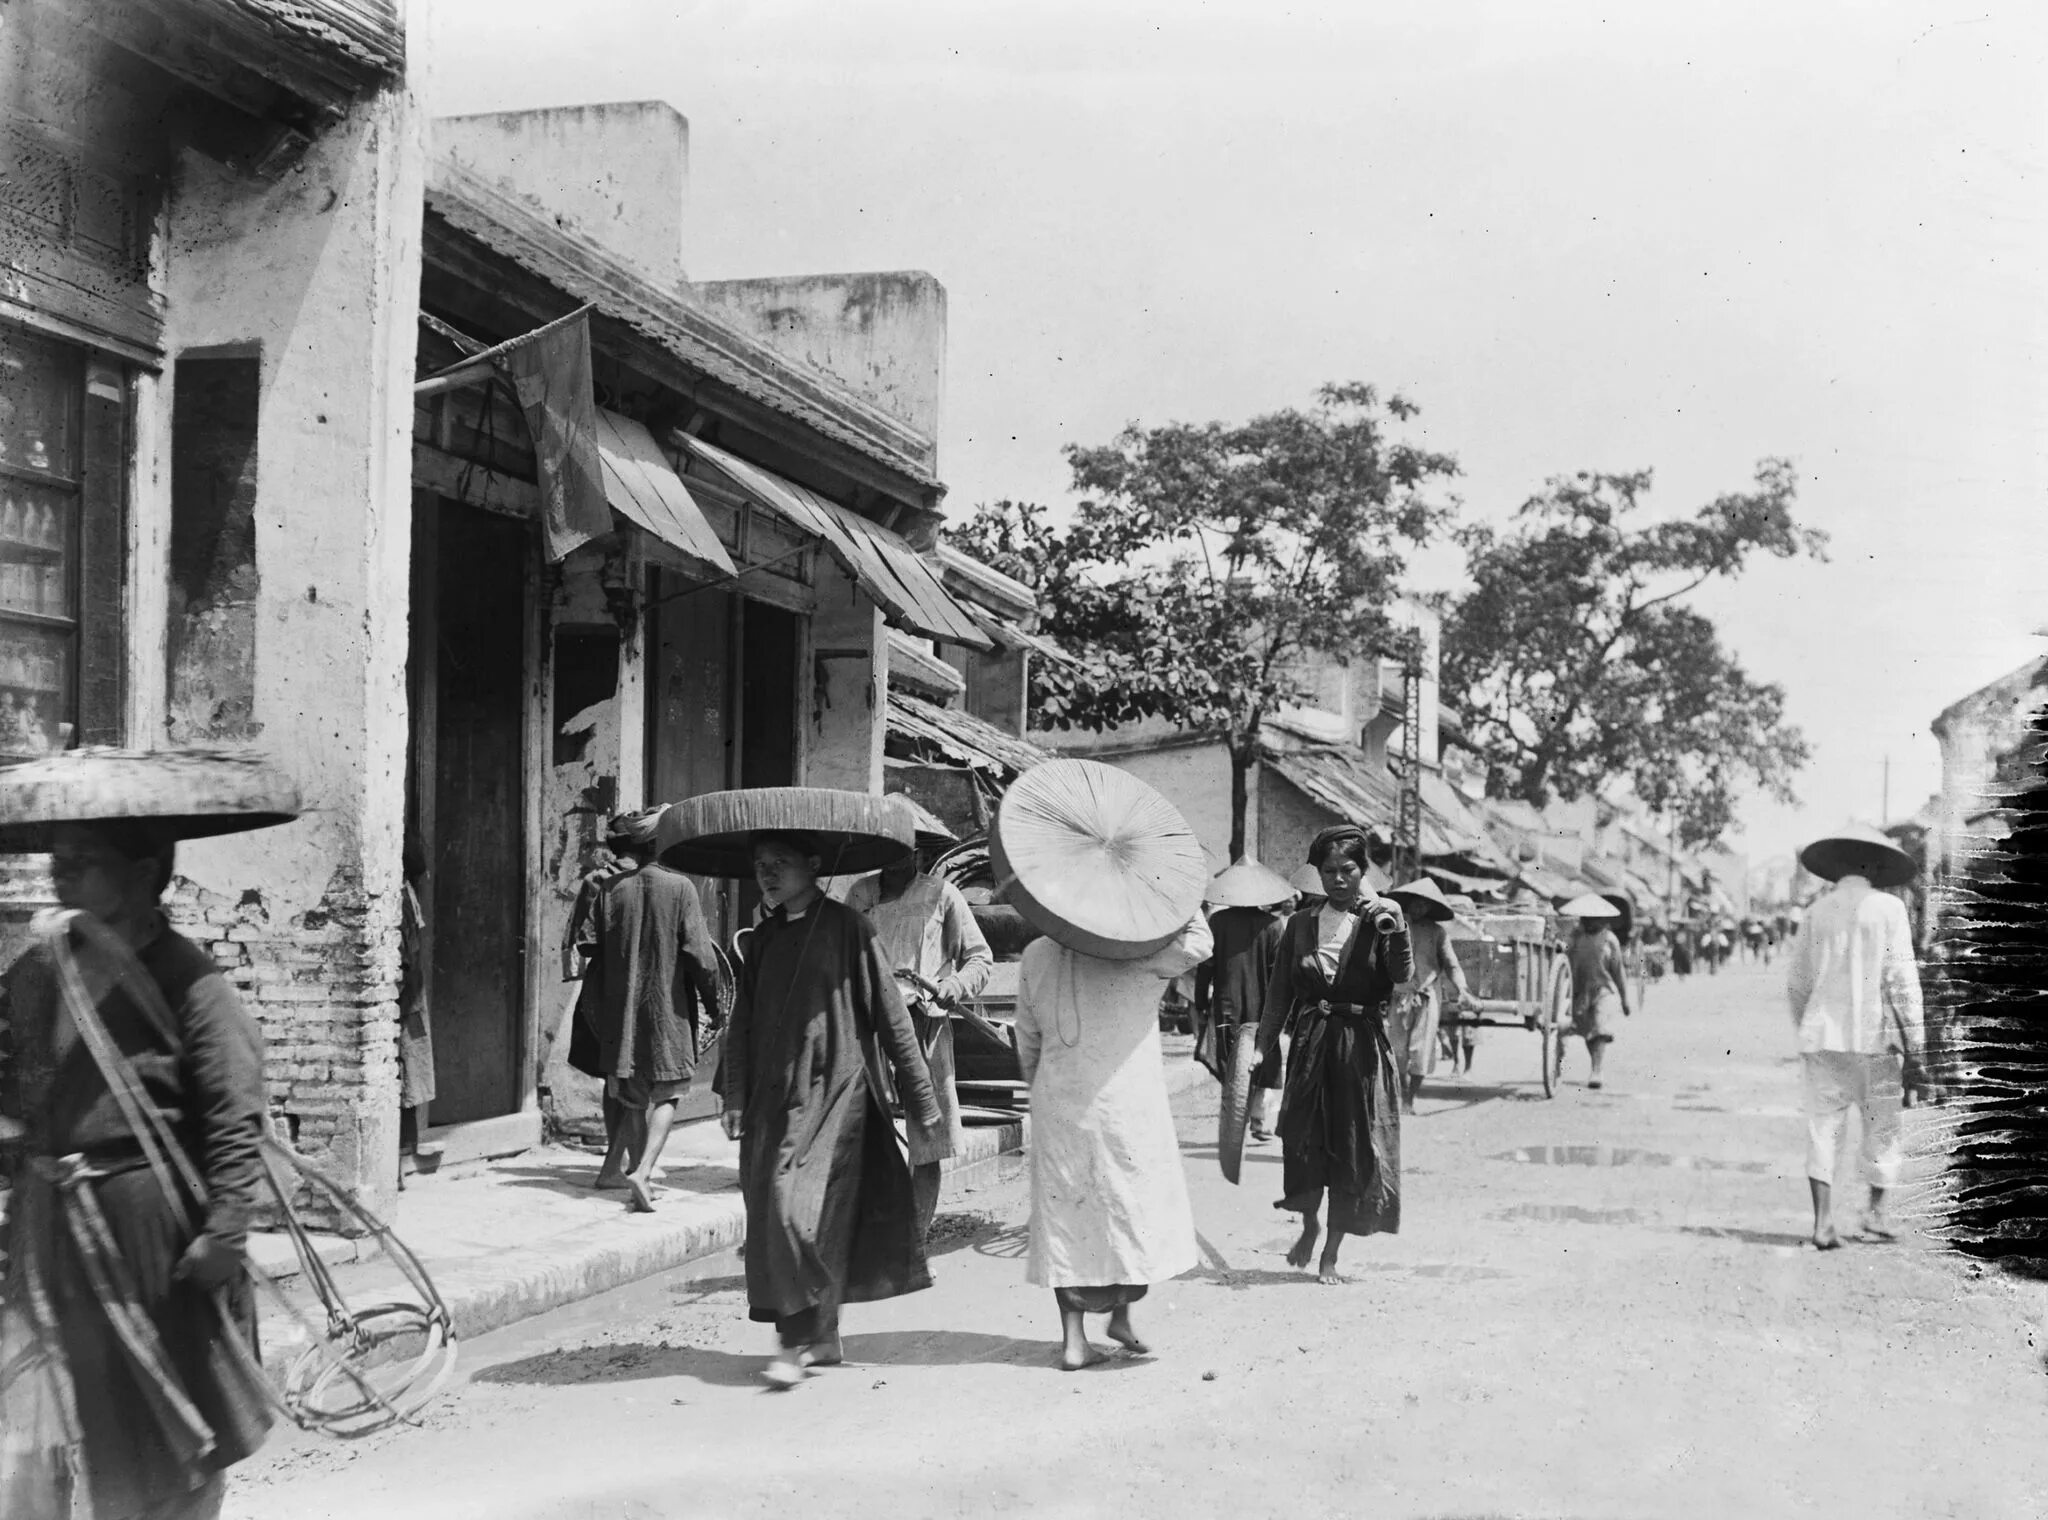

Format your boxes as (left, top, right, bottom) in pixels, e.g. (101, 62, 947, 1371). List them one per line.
(595, 410, 735, 581)
(886, 691, 1052, 777)
(679, 435, 992, 650)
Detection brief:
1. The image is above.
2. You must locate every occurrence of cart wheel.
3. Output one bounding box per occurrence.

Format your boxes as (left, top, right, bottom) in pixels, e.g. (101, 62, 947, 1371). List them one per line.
(1541, 957, 1573, 1098)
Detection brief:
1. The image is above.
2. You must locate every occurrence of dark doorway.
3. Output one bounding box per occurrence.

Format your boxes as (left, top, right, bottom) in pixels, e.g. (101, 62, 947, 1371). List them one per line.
(410, 497, 529, 1126)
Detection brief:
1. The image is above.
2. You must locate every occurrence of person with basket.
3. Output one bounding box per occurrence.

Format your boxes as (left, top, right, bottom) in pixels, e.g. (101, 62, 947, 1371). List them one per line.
(2, 810, 276, 1520)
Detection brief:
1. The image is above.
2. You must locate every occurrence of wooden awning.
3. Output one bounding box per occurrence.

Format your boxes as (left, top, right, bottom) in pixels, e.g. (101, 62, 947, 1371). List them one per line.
(593, 410, 735, 582)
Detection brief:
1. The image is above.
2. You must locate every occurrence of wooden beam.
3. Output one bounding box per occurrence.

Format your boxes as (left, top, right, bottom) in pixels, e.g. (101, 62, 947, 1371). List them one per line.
(412, 441, 539, 521)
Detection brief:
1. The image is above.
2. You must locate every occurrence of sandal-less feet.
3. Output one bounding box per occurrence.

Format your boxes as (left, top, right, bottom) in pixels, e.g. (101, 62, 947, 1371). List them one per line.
(1105, 1311, 1150, 1356)
(593, 1172, 630, 1192)
(801, 1337, 845, 1369)
(626, 1177, 659, 1214)
(1284, 1220, 1321, 1271)
(1858, 1212, 1897, 1242)
(1059, 1344, 1107, 1372)
(1811, 1228, 1841, 1251)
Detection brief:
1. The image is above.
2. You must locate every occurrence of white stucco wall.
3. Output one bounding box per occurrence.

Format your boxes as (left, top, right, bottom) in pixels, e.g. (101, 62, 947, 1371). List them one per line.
(805, 560, 886, 796)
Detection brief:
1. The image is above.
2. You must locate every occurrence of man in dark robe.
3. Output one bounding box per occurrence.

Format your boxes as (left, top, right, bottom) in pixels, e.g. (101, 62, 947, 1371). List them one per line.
(1, 821, 272, 1520)
(722, 832, 943, 1388)
(586, 807, 724, 1212)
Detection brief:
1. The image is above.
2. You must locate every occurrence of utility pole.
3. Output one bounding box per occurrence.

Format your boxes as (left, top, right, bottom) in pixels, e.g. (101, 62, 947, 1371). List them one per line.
(1392, 648, 1423, 886)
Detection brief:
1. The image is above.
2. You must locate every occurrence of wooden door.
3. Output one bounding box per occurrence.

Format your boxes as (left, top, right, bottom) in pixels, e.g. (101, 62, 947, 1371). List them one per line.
(415, 498, 529, 1125)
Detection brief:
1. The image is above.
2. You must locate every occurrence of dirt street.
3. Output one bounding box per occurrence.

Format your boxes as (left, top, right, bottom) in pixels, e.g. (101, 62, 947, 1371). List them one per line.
(226, 958, 2045, 1520)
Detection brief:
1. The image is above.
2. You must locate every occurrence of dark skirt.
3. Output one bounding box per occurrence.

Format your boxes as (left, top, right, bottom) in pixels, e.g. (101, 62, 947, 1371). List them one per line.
(1055, 1284, 1148, 1313)
(1274, 1007, 1401, 1236)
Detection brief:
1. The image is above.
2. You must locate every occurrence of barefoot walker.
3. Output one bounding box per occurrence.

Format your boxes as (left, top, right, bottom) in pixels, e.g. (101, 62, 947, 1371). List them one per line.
(658, 788, 947, 1389)
(1254, 824, 1412, 1284)
(1560, 894, 1631, 1090)
(1786, 823, 1938, 1250)
(995, 759, 1211, 1370)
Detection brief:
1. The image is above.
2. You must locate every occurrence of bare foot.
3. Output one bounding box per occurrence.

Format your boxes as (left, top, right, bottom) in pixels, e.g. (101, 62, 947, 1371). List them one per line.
(1317, 1249, 1345, 1285)
(1811, 1225, 1841, 1251)
(1857, 1211, 1896, 1242)
(593, 1171, 630, 1192)
(626, 1177, 658, 1213)
(1059, 1341, 1107, 1372)
(1105, 1310, 1150, 1356)
(1285, 1221, 1321, 1270)
(801, 1337, 844, 1368)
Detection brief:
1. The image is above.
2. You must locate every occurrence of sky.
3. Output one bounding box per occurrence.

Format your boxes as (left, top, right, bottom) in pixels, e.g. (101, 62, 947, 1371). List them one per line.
(422, 0, 2048, 873)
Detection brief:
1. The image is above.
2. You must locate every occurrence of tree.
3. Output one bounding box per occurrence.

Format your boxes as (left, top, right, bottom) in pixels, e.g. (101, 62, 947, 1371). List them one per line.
(1439, 460, 1827, 848)
(954, 383, 1458, 860)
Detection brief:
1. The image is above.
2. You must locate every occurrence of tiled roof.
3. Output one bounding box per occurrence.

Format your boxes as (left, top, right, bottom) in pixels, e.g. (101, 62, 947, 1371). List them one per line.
(886, 692, 1053, 778)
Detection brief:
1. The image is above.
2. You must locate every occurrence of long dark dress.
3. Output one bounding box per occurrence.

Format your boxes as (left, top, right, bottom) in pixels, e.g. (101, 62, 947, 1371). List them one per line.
(0, 916, 272, 1518)
(589, 863, 723, 1088)
(1254, 904, 1412, 1236)
(1194, 906, 1285, 1085)
(723, 897, 941, 1333)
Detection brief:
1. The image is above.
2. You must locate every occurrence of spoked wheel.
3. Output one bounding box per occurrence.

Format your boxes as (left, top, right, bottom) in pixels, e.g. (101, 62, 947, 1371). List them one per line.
(1540, 957, 1573, 1099)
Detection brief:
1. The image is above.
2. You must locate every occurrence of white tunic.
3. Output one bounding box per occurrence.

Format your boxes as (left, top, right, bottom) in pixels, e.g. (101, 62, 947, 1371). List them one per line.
(1015, 918, 1212, 1288)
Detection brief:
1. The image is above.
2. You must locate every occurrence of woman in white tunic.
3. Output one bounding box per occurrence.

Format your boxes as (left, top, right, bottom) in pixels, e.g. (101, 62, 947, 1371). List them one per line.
(1016, 915, 1213, 1370)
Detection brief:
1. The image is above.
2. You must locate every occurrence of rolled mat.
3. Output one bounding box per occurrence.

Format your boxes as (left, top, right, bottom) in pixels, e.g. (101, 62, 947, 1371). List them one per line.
(1218, 1022, 1257, 1185)
(991, 758, 1207, 961)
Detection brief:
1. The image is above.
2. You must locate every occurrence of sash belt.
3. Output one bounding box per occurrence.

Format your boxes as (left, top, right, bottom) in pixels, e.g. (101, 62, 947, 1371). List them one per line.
(1313, 1000, 1383, 1021)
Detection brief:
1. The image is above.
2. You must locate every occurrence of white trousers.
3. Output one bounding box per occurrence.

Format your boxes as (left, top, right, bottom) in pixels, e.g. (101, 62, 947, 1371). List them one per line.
(1801, 1051, 1903, 1190)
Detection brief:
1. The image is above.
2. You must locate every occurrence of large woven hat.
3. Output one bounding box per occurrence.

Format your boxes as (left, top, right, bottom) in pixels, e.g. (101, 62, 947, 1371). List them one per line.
(1289, 862, 1326, 898)
(1562, 892, 1622, 921)
(1387, 876, 1457, 923)
(657, 787, 913, 878)
(0, 748, 301, 853)
(886, 793, 958, 852)
(991, 759, 1208, 960)
(1206, 857, 1296, 910)
(1798, 822, 1915, 889)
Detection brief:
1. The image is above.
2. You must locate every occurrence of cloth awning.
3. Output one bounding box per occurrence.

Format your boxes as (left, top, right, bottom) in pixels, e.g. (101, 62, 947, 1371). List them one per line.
(1424, 864, 1511, 899)
(679, 435, 992, 650)
(1514, 863, 1587, 903)
(886, 691, 1052, 777)
(595, 410, 735, 581)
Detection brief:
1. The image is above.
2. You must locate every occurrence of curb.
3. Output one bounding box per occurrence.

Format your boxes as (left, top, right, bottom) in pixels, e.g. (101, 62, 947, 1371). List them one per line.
(259, 1052, 1214, 1381)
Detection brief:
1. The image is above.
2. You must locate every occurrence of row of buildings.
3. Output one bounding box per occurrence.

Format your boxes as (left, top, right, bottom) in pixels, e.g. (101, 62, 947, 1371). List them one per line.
(0, 0, 1747, 1211)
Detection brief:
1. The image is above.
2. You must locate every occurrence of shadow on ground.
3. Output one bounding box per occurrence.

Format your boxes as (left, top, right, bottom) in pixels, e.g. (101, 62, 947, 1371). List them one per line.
(1677, 1224, 1811, 1248)
(485, 1164, 740, 1201)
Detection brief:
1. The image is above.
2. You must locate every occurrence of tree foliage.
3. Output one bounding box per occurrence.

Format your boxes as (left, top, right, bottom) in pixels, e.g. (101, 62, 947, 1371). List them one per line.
(1439, 460, 1826, 848)
(954, 383, 1458, 858)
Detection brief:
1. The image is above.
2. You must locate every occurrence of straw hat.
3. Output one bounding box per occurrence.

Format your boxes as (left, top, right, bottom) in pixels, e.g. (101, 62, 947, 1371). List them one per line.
(657, 787, 913, 877)
(1561, 892, 1622, 921)
(991, 758, 1208, 960)
(1206, 857, 1297, 910)
(1386, 876, 1457, 923)
(0, 747, 301, 853)
(1289, 863, 1326, 898)
(1797, 822, 1915, 889)
(885, 792, 958, 853)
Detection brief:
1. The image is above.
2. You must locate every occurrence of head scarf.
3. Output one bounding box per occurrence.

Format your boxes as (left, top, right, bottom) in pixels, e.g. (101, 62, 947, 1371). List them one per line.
(1306, 823, 1371, 867)
(605, 806, 666, 852)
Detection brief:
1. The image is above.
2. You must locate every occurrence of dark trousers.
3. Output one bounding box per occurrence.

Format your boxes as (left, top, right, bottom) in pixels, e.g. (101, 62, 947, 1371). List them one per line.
(775, 1292, 840, 1350)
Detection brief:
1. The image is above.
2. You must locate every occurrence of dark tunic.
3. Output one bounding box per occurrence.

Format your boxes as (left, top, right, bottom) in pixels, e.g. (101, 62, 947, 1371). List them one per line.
(1254, 903, 1412, 1237)
(1194, 906, 1284, 1085)
(0, 917, 272, 1518)
(588, 863, 723, 1085)
(723, 896, 941, 1323)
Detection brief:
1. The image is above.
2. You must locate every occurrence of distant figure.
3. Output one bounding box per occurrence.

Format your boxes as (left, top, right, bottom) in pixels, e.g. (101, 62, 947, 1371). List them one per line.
(1386, 877, 1477, 1108)
(1017, 915, 1211, 1370)
(1561, 897, 1632, 1090)
(1786, 825, 1938, 1250)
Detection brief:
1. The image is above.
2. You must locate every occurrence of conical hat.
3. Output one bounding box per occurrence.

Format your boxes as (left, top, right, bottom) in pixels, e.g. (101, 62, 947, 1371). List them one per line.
(1386, 876, 1456, 923)
(1206, 857, 1296, 909)
(1562, 892, 1621, 920)
(991, 759, 1208, 960)
(0, 748, 301, 853)
(1289, 863, 1326, 898)
(1797, 822, 1914, 889)
(657, 787, 913, 878)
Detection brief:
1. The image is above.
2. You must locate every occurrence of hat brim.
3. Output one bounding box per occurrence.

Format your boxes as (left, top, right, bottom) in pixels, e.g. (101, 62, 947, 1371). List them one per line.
(0, 748, 302, 854)
(657, 787, 914, 879)
(1561, 893, 1622, 919)
(1386, 881, 1456, 923)
(1798, 836, 1915, 888)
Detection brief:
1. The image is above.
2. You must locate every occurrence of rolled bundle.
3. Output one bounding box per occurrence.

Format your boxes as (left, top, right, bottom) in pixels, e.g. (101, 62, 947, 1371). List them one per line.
(656, 786, 913, 878)
(991, 759, 1207, 961)
(0, 747, 301, 852)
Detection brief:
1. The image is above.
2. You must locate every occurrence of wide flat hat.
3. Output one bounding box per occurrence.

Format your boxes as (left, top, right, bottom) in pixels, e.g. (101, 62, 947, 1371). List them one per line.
(991, 758, 1207, 960)
(1561, 892, 1622, 920)
(1386, 876, 1456, 923)
(0, 747, 301, 853)
(1206, 857, 1297, 909)
(657, 786, 913, 878)
(1797, 822, 1915, 889)
(886, 792, 958, 852)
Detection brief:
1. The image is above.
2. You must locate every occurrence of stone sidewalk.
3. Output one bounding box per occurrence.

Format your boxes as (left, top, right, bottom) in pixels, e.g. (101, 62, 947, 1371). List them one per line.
(253, 1037, 1207, 1380)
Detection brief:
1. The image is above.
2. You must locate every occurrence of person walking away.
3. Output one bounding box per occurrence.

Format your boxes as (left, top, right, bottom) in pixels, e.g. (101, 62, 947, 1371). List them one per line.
(2, 820, 274, 1520)
(1017, 912, 1212, 1369)
(1253, 825, 1411, 1284)
(586, 807, 725, 1213)
(1561, 896, 1631, 1090)
(844, 852, 992, 1240)
(1386, 878, 1477, 1110)
(1193, 861, 1294, 1143)
(723, 834, 944, 1388)
(1786, 824, 1938, 1250)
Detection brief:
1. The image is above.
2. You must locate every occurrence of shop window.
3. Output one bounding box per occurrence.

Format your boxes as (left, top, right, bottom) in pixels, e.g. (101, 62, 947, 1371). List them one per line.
(0, 326, 126, 756)
(167, 353, 260, 742)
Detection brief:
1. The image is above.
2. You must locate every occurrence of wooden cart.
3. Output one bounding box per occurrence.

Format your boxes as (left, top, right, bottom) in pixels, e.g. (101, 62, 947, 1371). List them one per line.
(1446, 909, 1575, 1098)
